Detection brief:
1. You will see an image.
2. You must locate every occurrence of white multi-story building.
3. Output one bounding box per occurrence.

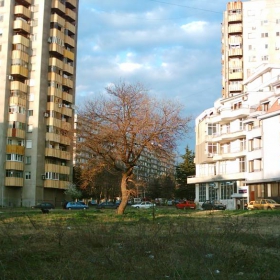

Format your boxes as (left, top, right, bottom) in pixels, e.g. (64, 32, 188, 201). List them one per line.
(188, 64, 280, 210)
(0, 0, 79, 207)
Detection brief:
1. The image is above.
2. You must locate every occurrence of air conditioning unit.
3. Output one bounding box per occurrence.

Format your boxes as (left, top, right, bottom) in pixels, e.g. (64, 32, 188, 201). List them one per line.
(58, 103, 62, 108)
(44, 112, 49, 118)
(8, 75, 13, 81)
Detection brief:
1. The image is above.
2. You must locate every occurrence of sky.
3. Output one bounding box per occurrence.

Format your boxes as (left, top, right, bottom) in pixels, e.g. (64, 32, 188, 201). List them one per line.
(76, 0, 227, 157)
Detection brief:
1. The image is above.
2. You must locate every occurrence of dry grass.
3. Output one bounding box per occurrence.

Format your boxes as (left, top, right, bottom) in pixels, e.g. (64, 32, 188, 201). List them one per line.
(0, 208, 280, 279)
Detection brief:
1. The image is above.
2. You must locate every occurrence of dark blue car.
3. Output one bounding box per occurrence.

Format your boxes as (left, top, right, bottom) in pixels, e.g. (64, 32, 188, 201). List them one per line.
(65, 201, 89, 210)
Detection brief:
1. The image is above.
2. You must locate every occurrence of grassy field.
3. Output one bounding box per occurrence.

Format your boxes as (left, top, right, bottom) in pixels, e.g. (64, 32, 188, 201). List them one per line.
(1, 207, 280, 280)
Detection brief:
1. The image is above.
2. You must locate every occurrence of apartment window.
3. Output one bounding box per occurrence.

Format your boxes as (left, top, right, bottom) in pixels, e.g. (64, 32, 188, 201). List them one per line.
(0, 28, 3, 36)
(26, 140, 32, 148)
(27, 110, 33, 117)
(207, 123, 217, 135)
(199, 184, 206, 202)
(247, 10, 255, 16)
(239, 157, 246, 172)
(219, 161, 227, 174)
(232, 102, 242, 110)
(25, 172, 31, 180)
(45, 172, 59, 180)
(6, 154, 24, 162)
(25, 156, 31, 165)
(262, 102, 269, 111)
(264, 44, 268, 49)
(248, 33, 255, 39)
(261, 55, 268, 61)
(240, 138, 246, 151)
(261, 20, 268, 25)
(248, 122, 253, 131)
(6, 171, 23, 178)
(27, 124, 33, 132)
(276, 19, 280, 24)
(261, 33, 268, 38)
(248, 139, 253, 152)
(208, 143, 217, 155)
(0, 14, 3, 21)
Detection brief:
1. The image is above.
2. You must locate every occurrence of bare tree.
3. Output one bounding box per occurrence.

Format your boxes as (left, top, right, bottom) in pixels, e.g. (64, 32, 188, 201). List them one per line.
(76, 81, 192, 214)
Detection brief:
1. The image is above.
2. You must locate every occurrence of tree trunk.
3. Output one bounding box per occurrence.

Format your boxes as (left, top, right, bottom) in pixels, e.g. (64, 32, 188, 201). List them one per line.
(117, 173, 129, 214)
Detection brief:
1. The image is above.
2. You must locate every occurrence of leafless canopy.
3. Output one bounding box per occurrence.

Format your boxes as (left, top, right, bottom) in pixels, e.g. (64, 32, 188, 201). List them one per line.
(75, 81, 192, 213)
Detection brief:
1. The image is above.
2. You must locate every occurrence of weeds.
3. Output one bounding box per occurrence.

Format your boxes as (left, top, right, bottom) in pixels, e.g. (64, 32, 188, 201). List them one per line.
(0, 209, 279, 279)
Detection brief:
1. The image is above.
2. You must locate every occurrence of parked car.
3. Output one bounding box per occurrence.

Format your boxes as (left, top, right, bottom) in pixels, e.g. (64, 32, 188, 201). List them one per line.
(65, 201, 89, 210)
(247, 201, 255, 210)
(96, 201, 119, 209)
(176, 200, 196, 210)
(88, 200, 98, 207)
(131, 201, 156, 209)
(253, 199, 280, 210)
(31, 202, 55, 210)
(201, 200, 226, 210)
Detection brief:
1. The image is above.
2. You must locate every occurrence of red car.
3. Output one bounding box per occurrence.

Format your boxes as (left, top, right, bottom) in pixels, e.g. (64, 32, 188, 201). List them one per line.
(176, 200, 196, 210)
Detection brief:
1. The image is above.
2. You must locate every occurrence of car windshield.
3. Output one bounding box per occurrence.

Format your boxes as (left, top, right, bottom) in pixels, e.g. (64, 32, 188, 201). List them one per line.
(266, 199, 277, 204)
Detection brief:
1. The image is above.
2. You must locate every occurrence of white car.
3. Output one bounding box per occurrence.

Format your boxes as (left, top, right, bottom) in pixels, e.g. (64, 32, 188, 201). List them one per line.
(131, 201, 156, 209)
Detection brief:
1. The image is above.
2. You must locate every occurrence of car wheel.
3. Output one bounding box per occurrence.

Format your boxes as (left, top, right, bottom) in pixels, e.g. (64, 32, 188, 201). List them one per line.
(68, 208, 72, 210)
(136, 206, 140, 209)
(267, 207, 272, 210)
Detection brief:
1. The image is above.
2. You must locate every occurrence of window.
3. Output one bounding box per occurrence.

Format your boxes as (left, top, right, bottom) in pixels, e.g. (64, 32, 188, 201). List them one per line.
(209, 186, 218, 201)
(262, 102, 269, 111)
(25, 172, 31, 180)
(248, 122, 253, 131)
(27, 110, 33, 117)
(6, 170, 23, 178)
(261, 55, 268, 61)
(239, 157, 246, 172)
(248, 139, 253, 152)
(249, 160, 254, 172)
(261, 33, 268, 38)
(207, 123, 217, 135)
(25, 156, 31, 164)
(199, 184, 206, 202)
(261, 20, 268, 25)
(0, 14, 3, 21)
(6, 154, 24, 162)
(207, 143, 217, 155)
(0, 28, 3, 36)
(45, 172, 59, 180)
(220, 182, 237, 199)
(26, 140, 32, 148)
(27, 124, 33, 132)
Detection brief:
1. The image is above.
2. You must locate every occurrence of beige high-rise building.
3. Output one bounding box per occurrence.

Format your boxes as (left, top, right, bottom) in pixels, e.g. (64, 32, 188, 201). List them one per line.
(222, 0, 280, 98)
(0, 0, 79, 207)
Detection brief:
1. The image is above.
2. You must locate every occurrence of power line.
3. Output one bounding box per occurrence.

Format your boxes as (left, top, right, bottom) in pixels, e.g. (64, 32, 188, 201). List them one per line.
(148, 0, 222, 14)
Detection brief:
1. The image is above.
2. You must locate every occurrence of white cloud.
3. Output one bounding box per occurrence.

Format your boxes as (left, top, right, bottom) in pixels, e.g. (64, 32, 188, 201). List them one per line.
(180, 21, 208, 33)
(118, 62, 142, 72)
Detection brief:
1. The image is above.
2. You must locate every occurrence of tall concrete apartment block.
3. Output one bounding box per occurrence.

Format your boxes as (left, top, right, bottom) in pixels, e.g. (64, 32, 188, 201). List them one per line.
(0, 0, 79, 207)
(222, 0, 280, 98)
(188, 0, 280, 210)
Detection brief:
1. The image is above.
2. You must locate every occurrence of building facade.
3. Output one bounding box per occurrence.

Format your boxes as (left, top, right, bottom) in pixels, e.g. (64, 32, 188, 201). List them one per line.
(222, 0, 280, 98)
(0, 0, 79, 207)
(189, 0, 280, 210)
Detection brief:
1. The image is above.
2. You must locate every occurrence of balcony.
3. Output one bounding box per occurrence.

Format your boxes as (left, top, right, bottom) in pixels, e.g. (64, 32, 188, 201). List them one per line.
(62, 106, 72, 117)
(65, 21, 76, 34)
(49, 57, 63, 69)
(46, 117, 62, 128)
(61, 121, 71, 131)
(59, 180, 69, 189)
(47, 101, 62, 113)
(63, 91, 73, 103)
(5, 177, 24, 187)
(228, 24, 242, 34)
(60, 135, 71, 145)
(12, 50, 29, 62)
(228, 48, 243, 57)
(45, 163, 60, 173)
(44, 179, 60, 189)
(220, 105, 250, 121)
(6, 161, 24, 171)
(6, 145, 25, 154)
(14, 5, 31, 20)
(9, 96, 27, 107)
(63, 77, 73, 88)
(8, 112, 26, 124)
(64, 49, 74, 61)
(247, 126, 261, 139)
(66, 0, 76, 9)
(228, 13, 242, 23)
(13, 34, 30, 47)
(63, 63, 74, 75)
(14, 19, 30, 34)
(229, 72, 243, 80)
(60, 150, 71, 160)
(247, 148, 262, 161)
(45, 148, 71, 160)
(50, 28, 64, 40)
(48, 87, 63, 99)
(11, 65, 29, 79)
(11, 81, 28, 93)
(52, 0, 66, 15)
(46, 132, 61, 143)
(7, 128, 25, 139)
(50, 13, 65, 26)
(65, 35, 75, 48)
(65, 8, 76, 22)
(48, 72, 63, 84)
(229, 83, 242, 92)
(49, 43, 64, 56)
(60, 165, 70, 174)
